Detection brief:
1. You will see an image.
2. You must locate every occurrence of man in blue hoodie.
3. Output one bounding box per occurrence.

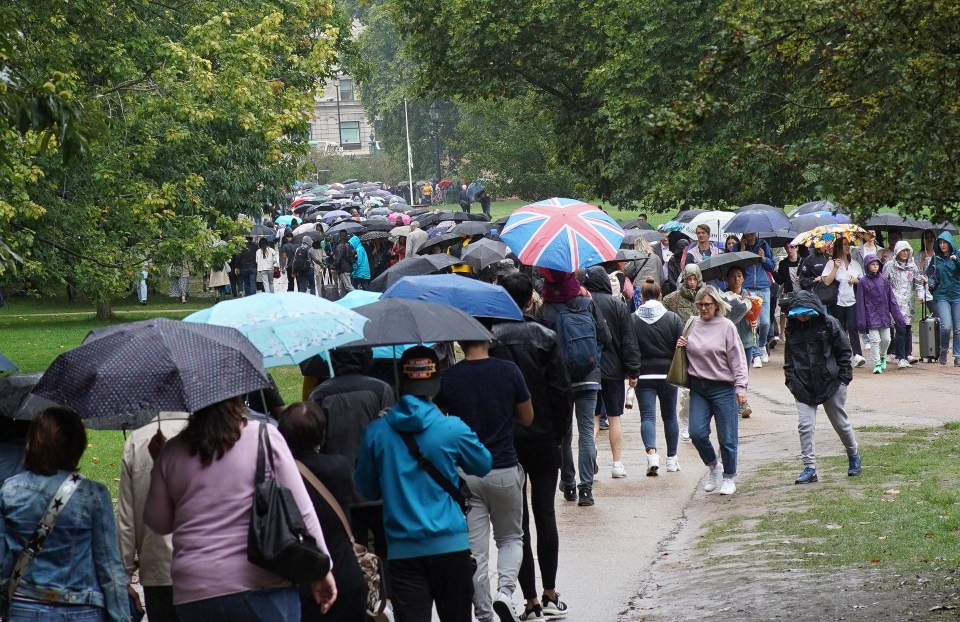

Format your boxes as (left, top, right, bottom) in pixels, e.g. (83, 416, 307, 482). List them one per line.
(356, 346, 492, 622)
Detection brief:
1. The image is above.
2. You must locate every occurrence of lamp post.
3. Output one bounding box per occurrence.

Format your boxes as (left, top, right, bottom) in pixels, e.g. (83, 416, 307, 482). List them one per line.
(429, 102, 442, 182)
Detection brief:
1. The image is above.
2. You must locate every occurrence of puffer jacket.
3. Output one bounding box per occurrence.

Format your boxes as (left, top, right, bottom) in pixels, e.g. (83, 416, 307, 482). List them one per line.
(882, 241, 923, 322)
(490, 318, 573, 445)
(856, 254, 907, 331)
(783, 291, 853, 406)
(662, 263, 702, 322)
(927, 231, 960, 303)
(584, 266, 642, 380)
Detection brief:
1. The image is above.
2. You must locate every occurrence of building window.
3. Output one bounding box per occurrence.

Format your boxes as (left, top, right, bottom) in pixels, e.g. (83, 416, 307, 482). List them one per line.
(339, 79, 354, 102)
(340, 121, 361, 149)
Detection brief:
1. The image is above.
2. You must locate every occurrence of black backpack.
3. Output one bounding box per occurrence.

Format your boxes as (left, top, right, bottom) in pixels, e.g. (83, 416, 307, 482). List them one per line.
(292, 247, 311, 274)
(547, 298, 601, 381)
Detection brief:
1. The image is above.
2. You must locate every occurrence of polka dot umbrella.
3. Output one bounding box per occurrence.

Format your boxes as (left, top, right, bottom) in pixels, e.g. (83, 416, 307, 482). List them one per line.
(31, 318, 272, 429)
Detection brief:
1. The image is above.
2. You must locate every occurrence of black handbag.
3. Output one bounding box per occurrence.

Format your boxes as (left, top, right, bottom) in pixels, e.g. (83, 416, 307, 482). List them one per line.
(811, 279, 839, 306)
(248, 423, 331, 583)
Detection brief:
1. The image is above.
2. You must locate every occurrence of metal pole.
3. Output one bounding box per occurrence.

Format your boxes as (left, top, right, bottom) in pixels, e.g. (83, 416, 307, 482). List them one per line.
(404, 99, 415, 204)
(433, 120, 441, 181)
(335, 83, 342, 148)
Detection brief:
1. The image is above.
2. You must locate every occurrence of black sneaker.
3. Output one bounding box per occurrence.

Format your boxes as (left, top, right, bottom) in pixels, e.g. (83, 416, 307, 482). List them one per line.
(578, 487, 594, 506)
(559, 483, 576, 502)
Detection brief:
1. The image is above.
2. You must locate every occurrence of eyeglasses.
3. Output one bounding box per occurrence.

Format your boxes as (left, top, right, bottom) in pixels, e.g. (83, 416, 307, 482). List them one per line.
(695, 302, 716, 309)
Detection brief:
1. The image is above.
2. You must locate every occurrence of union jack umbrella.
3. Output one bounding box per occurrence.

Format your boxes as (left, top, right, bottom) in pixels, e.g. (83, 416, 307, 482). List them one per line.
(500, 198, 625, 272)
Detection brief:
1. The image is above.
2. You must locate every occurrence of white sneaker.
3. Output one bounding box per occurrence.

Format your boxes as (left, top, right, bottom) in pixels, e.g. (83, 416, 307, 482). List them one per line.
(493, 591, 521, 622)
(760, 347, 770, 363)
(704, 462, 723, 492)
(679, 425, 691, 442)
(718, 478, 737, 495)
(853, 354, 866, 367)
(646, 454, 660, 476)
(752, 356, 763, 369)
(665, 456, 680, 472)
(611, 461, 627, 478)
(897, 359, 911, 369)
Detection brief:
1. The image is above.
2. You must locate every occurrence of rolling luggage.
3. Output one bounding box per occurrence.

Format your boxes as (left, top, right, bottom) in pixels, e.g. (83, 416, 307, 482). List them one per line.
(320, 268, 342, 302)
(919, 298, 940, 362)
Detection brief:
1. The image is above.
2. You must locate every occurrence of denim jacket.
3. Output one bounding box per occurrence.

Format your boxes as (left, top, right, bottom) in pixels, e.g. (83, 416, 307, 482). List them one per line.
(0, 470, 129, 622)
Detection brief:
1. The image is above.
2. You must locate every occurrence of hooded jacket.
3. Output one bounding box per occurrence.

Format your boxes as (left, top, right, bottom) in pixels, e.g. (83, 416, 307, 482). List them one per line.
(355, 395, 492, 560)
(631, 301, 684, 377)
(733, 237, 776, 290)
(662, 264, 702, 323)
(783, 291, 853, 406)
(539, 278, 613, 388)
(490, 317, 573, 446)
(584, 266, 642, 380)
(927, 231, 960, 303)
(882, 241, 923, 321)
(798, 247, 831, 291)
(348, 235, 371, 279)
(856, 254, 907, 331)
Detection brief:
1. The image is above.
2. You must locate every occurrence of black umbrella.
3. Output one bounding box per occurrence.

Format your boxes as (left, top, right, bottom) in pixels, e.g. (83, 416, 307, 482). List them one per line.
(327, 221, 364, 236)
(620, 220, 655, 230)
(621, 230, 663, 246)
(362, 221, 397, 233)
(735, 203, 784, 213)
(417, 233, 462, 255)
(0, 373, 58, 421)
(292, 233, 323, 245)
(863, 214, 924, 233)
(789, 200, 838, 218)
(347, 299, 493, 347)
(760, 230, 801, 247)
(671, 208, 706, 223)
(413, 212, 444, 228)
(360, 231, 391, 243)
(31, 318, 271, 429)
(440, 211, 474, 223)
(369, 255, 466, 292)
(697, 251, 762, 282)
(248, 224, 275, 238)
(451, 221, 495, 236)
(461, 238, 510, 269)
(466, 182, 486, 201)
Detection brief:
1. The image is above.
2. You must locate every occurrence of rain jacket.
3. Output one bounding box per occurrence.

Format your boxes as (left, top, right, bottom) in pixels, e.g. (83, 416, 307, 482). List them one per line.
(733, 237, 776, 290)
(798, 248, 830, 291)
(882, 241, 924, 322)
(631, 301, 684, 377)
(783, 291, 853, 406)
(926, 232, 960, 303)
(349, 235, 371, 280)
(584, 266, 642, 380)
(355, 395, 491, 560)
(856, 254, 907, 331)
(662, 263, 702, 322)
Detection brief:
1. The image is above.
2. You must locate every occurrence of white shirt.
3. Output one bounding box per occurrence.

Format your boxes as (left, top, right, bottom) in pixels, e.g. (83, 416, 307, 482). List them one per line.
(822, 259, 863, 307)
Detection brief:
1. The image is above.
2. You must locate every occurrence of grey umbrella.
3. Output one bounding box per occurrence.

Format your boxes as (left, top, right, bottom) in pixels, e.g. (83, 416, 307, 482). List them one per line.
(347, 299, 493, 347)
(697, 251, 762, 282)
(32, 318, 271, 429)
(451, 221, 495, 236)
(461, 238, 510, 270)
(368, 254, 466, 292)
(327, 220, 364, 236)
(0, 373, 58, 421)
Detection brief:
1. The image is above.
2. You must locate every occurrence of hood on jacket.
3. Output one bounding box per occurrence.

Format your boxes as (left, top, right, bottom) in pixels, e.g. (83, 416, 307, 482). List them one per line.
(862, 253, 882, 277)
(787, 290, 829, 319)
(330, 347, 373, 376)
(635, 300, 668, 324)
(681, 263, 703, 289)
(349, 235, 362, 249)
(893, 240, 912, 260)
(584, 266, 613, 295)
(384, 394, 442, 433)
(936, 231, 956, 256)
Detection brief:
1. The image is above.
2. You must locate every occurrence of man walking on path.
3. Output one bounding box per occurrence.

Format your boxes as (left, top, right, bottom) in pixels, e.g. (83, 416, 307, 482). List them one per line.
(435, 340, 534, 622)
(783, 290, 861, 484)
(406, 221, 429, 257)
(331, 231, 356, 294)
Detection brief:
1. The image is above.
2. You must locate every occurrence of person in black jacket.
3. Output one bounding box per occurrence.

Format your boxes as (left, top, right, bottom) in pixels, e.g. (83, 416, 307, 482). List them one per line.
(797, 240, 833, 292)
(631, 277, 684, 475)
(491, 273, 573, 620)
(583, 266, 642, 479)
(231, 238, 259, 297)
(783, 290, 860, 485)
(309, 347, 395, 559)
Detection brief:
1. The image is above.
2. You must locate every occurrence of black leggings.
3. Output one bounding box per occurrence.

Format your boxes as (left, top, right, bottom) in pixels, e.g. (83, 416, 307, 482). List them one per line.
(517, 441, 561, 600)
(828, 303, 863, 356)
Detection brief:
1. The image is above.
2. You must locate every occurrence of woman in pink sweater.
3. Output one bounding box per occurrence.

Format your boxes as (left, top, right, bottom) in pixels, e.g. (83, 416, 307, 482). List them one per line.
(145, 396, 337, 621)
(676, 285, 749, 496)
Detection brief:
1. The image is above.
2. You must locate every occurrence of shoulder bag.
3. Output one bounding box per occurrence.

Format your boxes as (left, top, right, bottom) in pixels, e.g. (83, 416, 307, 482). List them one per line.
(296, 461, 387, 619)
(399, 432, 472, 516)
(666, 317, 697, 388)
(1, 472, 85, 617)
(248, 423, 331, 583)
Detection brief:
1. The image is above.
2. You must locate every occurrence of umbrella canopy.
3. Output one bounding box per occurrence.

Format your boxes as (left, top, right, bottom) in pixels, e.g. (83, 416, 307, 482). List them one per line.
(368, 255, 466, 292)
(368, 207, 393, 216)
(500, 198, 624, 272)
(451, 221, 495, 236)
(370, 189, 392, 198)
(347, 299, 493, 347)
(184, 292, 367, 368)
(789, 211, 851, 233)
(0, 373, 57, 421)
(466, 182, 486, 200)
(390, 226, 412, 238)
(679, 210, 737, 242)
(461, 238, 510, 269)
(417, 232, 461, 255)
(723, 208, 792, 234)
(791, 224, 868, 249)
(0, 352, 16, 373)
(863, 214, 925, 233)
(388, 212, 412, 226)
(32, 318, 271, 428)
(327, 221, 364, 236)
(321, 210, 353, 224)
(275, 215, 298, 227)
(789, 200, 838, 218)
(696, 251, 763, 282)
(362, 221, 396, 233)
(760, 230, 801, 247)
(621, 229, 663, 246)
(382, 274, 523, 321)
(293, 223, 322, 236)
(734, 203, 784, 213)
(620, 220, 655, 230)
(248, 224, 276, 238)
(360, 231, 391, 243)
(292, 232, 322, 246)
(671, 208, 706, 223)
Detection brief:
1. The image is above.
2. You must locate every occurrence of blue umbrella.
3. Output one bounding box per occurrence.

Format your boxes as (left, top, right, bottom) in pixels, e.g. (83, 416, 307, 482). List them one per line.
(322, 210, 353, 224)
(0, 352, 16, 373)
(382, 274, 523, 321)
(790, 211, 851, 233)
(723, 208, 792, 234)
(275, 215, 298, 227)
(185, 292, 368, 368)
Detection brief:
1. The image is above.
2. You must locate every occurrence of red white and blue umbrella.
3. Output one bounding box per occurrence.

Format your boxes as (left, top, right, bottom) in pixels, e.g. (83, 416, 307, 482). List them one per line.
(500, 198, 624, 272)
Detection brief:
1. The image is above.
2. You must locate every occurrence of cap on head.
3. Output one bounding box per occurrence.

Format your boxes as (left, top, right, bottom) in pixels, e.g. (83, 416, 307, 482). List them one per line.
(398, 346, 442, 397)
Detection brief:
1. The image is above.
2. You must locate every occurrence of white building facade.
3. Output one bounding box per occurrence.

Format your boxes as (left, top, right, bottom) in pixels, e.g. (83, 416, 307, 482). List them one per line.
(308, 76, 378, 156)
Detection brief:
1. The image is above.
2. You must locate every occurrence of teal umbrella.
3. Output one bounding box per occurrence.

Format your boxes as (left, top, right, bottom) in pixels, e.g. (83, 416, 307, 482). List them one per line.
(185, 292, 367, 368)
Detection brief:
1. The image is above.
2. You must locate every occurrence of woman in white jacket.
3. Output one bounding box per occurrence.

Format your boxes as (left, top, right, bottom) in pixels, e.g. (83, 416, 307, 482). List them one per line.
(256, 238, 279, 293)
(883, 240, 926, 367)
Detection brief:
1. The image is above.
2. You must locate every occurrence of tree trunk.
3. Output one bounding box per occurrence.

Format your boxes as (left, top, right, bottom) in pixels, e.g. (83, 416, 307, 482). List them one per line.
(95, 300, 114, 321)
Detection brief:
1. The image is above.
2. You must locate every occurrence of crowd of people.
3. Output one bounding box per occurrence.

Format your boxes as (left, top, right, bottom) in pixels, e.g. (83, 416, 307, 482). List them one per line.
(2, 201, 958, 622)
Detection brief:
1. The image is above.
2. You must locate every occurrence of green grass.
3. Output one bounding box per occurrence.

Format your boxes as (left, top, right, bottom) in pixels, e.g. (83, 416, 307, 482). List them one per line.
(700, 425, 960, 579)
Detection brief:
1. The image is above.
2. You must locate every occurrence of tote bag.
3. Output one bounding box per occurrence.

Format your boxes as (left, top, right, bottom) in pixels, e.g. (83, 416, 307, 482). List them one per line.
(666, 318, 696, 388)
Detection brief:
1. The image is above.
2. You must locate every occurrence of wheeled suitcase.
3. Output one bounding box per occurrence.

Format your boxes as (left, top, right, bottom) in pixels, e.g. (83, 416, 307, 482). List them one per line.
(320, 268, 342, 302)
(919, 298, 940, 362)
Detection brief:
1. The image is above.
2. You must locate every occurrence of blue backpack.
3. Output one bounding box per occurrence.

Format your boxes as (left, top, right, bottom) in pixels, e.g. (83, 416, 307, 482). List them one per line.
(551, 298, 600, 381)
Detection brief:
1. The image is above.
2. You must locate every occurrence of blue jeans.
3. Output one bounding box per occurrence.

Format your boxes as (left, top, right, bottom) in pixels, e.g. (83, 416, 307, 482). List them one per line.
(176, 587, 299, 622)
(754, 287, 771, 348)
(933, 300, 960, 356)
(239, 268, 258, 297)
(688, 377, 739, 476)
(8, 601, 105, 621)
(635, 379, 679, 456)
(560, 389, 598, 490)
